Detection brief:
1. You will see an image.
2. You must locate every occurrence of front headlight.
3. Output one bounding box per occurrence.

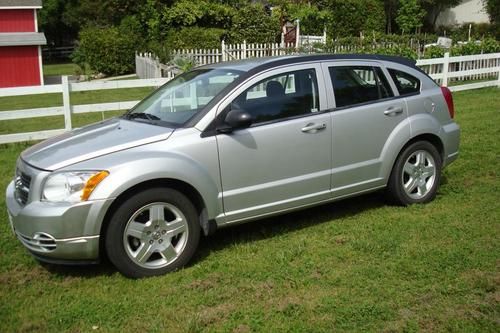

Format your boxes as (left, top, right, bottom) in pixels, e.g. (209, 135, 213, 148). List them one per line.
(42, 171, 109, 203)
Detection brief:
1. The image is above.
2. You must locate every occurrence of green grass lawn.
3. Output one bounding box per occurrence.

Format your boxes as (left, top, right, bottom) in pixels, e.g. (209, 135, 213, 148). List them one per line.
(0, 87, 154, 112)
(43, 63, 81, 76)
(0, 87, 155, 135)
(0, 88, 499, 332)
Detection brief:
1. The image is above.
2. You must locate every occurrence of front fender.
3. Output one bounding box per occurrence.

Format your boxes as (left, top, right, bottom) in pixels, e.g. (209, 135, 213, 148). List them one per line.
(64, 147, 222, 236)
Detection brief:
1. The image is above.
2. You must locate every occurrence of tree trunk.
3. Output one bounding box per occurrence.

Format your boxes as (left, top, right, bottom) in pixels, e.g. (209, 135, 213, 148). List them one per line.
(431, 5, 445, 29)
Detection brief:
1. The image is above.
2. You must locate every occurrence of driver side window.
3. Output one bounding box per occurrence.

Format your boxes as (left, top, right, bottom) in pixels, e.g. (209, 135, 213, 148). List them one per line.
(232, 69, 319, 124)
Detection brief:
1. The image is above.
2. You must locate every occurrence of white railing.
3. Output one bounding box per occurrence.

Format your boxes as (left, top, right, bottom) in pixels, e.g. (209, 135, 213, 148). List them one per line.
(416, 52, 500, 89)
(136, 41, 296, 78)
(0, 76, 170, 144)
(135, 53, 175, 80)
(172, 41, 295, 67)
(2, 52, 499, 144)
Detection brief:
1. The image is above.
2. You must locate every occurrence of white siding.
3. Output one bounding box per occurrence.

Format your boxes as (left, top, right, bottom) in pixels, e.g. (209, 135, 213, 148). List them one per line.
(436, 0, 489, 26)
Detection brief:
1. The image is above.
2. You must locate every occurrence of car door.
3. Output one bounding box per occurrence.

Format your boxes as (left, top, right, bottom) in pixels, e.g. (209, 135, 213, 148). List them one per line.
(215, 64, 332, 223)
(321, 61, 410, 197)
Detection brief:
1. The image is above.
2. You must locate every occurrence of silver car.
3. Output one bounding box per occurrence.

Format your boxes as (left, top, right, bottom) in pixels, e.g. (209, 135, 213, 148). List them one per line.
(6, 55, 460, 278)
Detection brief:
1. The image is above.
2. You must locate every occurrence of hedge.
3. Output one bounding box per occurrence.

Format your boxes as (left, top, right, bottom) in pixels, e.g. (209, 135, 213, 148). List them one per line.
(72, 26, 140, 76)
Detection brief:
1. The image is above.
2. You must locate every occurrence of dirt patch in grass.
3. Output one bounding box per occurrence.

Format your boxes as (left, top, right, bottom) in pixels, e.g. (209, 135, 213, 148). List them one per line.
(0, 265, 50, 285)
(18, 320, 48, 333)
(199, 302, 238, 326)
(188, 273, 223, 291)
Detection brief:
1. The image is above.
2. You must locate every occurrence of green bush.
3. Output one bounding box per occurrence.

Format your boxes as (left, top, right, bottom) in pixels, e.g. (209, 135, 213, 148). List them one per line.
(422, 45, 445, 58)
(287, 3, 328, 36)
(482, 0, 500, 38)
(367, 45, 418, 59)
(144, 40, 171, 64)
(436, 22, 498, 41)
(480, 37, 500, 53)
(162, 0, 235, 32)
(422, 38, 500, 58)
(72, 25, 140, 76)
(163, 0, 205, 27)
(166, 27, 226, 49)
(452, 38, 500, 55)
(395, 0, 425, 34)
(374, 33, 438, 46)
(327, 34, 435, 49)
(228, 4, 280, 43)
(452, 41, 482, 56)
(323, 0, 385, 37)
(326, 44, 418, 60)
(324, 33, 436, 59)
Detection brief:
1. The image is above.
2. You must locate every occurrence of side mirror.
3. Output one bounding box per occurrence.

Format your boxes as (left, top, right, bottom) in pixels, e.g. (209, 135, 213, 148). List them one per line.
(219, 109, 252, 133)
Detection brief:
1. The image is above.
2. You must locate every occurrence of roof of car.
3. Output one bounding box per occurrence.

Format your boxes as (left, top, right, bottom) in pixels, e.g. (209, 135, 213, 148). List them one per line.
(202, 54, 418, 72)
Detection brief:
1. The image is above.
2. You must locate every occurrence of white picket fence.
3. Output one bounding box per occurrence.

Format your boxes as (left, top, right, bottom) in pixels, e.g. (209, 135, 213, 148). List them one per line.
(175, 41, 296, 65)
(135, 53, 175, 80)
(136, 39, 431, 78)
(136, 41, 296, 78)
(0, 77, 169, 144)
(1, 52, 499, 144)
(417, 52, 500, 89)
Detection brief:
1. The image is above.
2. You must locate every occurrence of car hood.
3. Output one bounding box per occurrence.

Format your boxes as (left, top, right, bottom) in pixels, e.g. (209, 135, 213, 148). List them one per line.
(21, 118, 174, 171)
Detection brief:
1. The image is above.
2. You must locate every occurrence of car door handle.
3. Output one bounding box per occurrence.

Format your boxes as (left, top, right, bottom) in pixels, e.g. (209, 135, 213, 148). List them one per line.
(301, 123, 326, 133)
(384, 106, 404, 116)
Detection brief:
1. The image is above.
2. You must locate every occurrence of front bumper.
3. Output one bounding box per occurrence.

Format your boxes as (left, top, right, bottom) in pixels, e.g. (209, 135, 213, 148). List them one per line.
(6, 180, 113, 262)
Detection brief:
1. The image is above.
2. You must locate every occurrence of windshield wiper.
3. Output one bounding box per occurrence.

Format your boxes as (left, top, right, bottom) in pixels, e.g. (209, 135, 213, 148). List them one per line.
(124, 112, 161, 121)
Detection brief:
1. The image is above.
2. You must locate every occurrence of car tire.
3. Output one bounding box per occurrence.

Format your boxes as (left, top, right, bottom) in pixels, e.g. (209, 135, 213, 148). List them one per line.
(387, 141, 442, 206)
(105, 188, 200, 278)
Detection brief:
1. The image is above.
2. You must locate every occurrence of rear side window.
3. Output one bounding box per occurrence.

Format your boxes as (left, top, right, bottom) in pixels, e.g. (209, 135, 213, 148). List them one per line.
(329, 66, 394, 108)
(388, 69, 421, 96)
(233, 69, 319, 124)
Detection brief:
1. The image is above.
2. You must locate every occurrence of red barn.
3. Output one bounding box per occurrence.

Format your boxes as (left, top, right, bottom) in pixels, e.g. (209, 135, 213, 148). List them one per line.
(0, 0, 46, 88)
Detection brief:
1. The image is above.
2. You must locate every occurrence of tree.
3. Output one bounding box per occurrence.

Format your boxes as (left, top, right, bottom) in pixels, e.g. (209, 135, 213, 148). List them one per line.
(483, 0, 500, 38)
(286, 3, 329, 35)
(72, 25, 141, 75)
(380, 0, 399, 33)
(62, 0, 143, 28)
(39, 0, 149, 46)
(396, 0, 426, 33)
(229, 4, 281, 43)
(38, 0, 78, 46)
(484, 0, 500, 20)
(321, 0, 386, 37)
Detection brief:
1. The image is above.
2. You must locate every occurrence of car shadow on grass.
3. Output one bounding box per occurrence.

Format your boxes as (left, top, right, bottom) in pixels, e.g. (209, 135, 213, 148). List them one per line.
(40, 191, 387, 278)
(192, 191, 388, 264)
(37, 258, 116, 278)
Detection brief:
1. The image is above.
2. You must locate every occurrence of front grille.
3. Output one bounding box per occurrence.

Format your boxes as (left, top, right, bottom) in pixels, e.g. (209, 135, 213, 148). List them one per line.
(17, 232, 57, 252)
(14, 169, 31, 205)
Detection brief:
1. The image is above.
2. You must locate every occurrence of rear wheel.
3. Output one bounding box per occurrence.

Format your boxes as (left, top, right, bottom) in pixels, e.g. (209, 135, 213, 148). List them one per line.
(105, 188, 200, 278)
(387, 141, 442, 205)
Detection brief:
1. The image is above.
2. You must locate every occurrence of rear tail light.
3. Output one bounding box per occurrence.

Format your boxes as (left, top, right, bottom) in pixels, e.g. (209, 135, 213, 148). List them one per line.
(441, 86, 455, 119)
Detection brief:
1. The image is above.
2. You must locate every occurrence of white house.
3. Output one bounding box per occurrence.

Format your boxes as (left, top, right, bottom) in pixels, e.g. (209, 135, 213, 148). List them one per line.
(436, 0, 489, 26)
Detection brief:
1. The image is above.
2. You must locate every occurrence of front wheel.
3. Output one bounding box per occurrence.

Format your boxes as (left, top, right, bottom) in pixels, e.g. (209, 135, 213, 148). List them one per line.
(387, 141, 442, 205)
(105, 188, 200, 278)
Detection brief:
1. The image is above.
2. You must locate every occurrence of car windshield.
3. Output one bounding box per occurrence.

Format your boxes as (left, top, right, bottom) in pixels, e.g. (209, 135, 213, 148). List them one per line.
(124, 68, 242, 127)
